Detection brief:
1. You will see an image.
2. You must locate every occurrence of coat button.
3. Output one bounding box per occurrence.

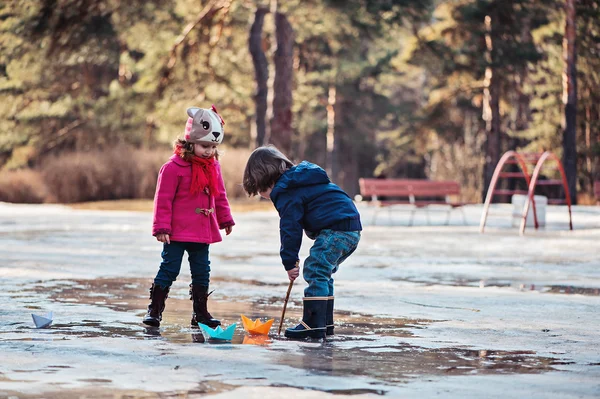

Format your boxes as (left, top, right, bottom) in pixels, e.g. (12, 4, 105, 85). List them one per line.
(195, 208, 202, 214)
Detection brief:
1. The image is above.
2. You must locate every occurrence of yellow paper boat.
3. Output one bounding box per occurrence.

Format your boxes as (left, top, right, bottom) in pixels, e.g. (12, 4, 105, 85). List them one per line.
(240, 314, 274, 335)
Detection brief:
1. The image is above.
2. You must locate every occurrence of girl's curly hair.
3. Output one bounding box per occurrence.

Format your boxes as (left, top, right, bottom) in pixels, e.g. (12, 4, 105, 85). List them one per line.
(174, 139, 221, 161)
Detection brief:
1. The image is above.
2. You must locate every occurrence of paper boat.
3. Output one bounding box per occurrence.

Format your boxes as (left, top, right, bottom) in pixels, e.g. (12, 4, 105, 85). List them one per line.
(31, 312, 53, 329)
(198, 323, 236, 340)
(242, 334, 271, 346)
(240, 314, 273, 335)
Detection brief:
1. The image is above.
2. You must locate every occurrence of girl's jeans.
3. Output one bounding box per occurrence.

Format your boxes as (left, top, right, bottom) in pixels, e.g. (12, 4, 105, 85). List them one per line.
(154, 241, 210, 289)
(303, 230, 361, 297)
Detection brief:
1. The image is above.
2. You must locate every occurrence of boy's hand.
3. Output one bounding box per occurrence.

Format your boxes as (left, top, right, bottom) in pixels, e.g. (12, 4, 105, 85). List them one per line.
(224, 225, 233, 235)
(287, 266, 299, 282)
(156, 233, 170, 244)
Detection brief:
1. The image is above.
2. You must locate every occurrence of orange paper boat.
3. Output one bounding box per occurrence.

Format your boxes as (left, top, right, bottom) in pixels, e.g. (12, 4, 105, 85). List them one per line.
(240, 314, 274, 335)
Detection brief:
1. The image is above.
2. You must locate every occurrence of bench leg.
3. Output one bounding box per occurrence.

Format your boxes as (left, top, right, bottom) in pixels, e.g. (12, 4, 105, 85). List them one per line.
(409, 208, 416, 227)
(461, 207, 467, 225)
(445, 208, 452, 225)
(371, 207, 379, 226)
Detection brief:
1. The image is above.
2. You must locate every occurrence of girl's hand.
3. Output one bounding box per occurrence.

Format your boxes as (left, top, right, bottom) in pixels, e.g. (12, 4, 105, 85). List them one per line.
(287, 267, 299, 282)
(224, 225, 233, 235)
(156, 233, 170, 244)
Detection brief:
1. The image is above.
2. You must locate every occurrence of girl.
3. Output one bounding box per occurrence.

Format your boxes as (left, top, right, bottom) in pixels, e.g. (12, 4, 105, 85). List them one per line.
(143, 105, 235, 329)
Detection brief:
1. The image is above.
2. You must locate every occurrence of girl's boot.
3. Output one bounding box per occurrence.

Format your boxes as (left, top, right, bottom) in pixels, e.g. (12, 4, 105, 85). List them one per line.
(190, 284, 221, 328)
(284, 297, 327, 339)
(326, 296, 334, 335)
(142, 284, 170, 327)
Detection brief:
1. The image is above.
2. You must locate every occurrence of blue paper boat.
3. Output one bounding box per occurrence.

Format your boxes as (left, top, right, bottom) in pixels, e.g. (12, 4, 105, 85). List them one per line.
(198, 323, 236, 340)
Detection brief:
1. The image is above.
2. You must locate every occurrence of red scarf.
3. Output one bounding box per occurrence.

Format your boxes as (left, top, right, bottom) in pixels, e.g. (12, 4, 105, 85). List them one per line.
(174, 146, 220, 196)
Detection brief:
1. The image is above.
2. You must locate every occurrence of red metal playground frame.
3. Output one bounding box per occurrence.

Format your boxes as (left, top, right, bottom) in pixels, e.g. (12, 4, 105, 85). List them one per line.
(479, 150, 573, 235)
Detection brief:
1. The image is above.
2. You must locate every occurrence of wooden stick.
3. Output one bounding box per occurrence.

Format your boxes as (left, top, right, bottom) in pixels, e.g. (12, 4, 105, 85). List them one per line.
(278, 279, 294, 335)
(278, 260, 299, 335)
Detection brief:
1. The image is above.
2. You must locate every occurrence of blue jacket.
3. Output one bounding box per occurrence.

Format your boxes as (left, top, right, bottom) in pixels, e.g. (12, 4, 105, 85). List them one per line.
(270, 161, 362, 270)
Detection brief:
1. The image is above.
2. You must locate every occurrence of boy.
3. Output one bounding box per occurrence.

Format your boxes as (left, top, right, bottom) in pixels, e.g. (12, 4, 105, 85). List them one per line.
(242, 145, 361, 339)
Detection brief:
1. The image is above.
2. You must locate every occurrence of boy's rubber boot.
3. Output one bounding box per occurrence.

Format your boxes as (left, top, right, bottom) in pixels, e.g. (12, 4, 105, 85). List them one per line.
(190, 284, 221, 328)
(142, 284, 170, 327)
(326, 296, 334, 336)
(284, 297, 327, 339)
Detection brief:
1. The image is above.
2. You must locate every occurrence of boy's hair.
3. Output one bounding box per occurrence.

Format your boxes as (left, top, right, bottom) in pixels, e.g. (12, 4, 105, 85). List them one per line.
(243, 145, 294, 196)
(174, 139, 221, 161)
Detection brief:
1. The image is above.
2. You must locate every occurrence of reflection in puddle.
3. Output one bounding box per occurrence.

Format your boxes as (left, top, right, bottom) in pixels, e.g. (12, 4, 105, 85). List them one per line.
(242, 335, 271, 346)
(273, 342, 562, 386)
(391, 276, 600, 296)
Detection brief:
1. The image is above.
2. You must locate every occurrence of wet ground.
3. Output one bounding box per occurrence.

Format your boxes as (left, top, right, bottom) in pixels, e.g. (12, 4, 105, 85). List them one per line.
(1, 203, 600, 398)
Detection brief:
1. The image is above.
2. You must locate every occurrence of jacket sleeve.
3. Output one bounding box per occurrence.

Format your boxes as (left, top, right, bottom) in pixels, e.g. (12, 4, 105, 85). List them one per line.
(214, 160, 235, 229)
(276, 191, 304, 271)
(152, 162, 178, 236)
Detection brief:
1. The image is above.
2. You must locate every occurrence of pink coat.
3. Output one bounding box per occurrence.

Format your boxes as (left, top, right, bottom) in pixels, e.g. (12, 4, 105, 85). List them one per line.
(152, 154, 234, 244)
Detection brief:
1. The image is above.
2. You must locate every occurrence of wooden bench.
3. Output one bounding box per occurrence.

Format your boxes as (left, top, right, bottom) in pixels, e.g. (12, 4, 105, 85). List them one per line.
(594, 181, 600, 205)
(358, 178, 469, 225)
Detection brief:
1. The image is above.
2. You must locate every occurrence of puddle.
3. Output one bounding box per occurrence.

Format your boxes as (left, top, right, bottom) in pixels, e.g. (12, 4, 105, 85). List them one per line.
(273, 343, 562, 386)
(390, 276, 600, 296)
(1, 277, 565, 391)
(20, 278, 423, 342)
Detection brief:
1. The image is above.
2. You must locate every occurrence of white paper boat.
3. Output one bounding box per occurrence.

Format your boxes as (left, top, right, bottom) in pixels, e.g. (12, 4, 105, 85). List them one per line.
(31, 312, 53, 328)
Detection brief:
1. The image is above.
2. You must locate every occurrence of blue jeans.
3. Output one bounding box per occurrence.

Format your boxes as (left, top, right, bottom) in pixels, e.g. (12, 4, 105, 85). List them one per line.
(303, 230, 361, 297)
(154, 241, 211, 289)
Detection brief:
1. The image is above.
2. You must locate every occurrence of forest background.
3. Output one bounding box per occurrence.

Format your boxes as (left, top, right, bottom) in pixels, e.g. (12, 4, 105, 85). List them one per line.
(0, 0, 598, 205)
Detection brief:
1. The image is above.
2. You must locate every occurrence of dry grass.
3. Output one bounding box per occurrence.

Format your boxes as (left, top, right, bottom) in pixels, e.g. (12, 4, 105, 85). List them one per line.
(41, 147, 168, 203)
(0, 146, 255, 205)
(577, 193, 599, 206)
(219, 147, 252, 198)
(0, 169, 50, 203)
(3, 144, 598, 209)
(68, 199, 155, 211)
(68, 197, 274, 213)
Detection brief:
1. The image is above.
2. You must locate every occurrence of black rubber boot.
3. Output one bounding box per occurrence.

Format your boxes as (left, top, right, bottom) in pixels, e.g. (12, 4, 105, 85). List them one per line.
(326, 296, 334, 335)
(142, 284, 170, 327)
(284, 297, 327, 339)
(190, 284, 221, 328)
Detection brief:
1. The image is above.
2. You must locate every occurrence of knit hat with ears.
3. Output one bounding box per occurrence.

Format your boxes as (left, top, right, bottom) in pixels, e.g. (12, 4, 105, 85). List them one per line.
(184, 105, 225, 144)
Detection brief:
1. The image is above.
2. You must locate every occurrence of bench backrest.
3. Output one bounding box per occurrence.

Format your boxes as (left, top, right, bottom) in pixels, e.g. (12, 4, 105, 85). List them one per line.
(359, 178, 460, 197)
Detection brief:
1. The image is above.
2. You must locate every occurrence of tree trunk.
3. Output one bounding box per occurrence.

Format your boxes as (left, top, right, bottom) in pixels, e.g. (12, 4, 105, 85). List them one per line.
(325, 85, 336, 177)
(562, 0, 577, 204)
(331, 88, 343, 187)
(248, 7, 269, 148)
(482, 14, 502, 202)
(270, 11, 294, 155)
(515, 14, 532, 137)
(508, 13, 532, 193)
(584, 89, 592, 194)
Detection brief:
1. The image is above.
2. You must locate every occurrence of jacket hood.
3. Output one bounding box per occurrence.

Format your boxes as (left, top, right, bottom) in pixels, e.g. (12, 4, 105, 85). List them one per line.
(272, 161, 330, 197)
(170, 154, 190, 166)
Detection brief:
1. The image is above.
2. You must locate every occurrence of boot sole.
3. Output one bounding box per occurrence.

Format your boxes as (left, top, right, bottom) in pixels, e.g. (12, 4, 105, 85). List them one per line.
(143, 319, 160, 327)
(284, 329, 326, 340)
(194, 320, 221, 329)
